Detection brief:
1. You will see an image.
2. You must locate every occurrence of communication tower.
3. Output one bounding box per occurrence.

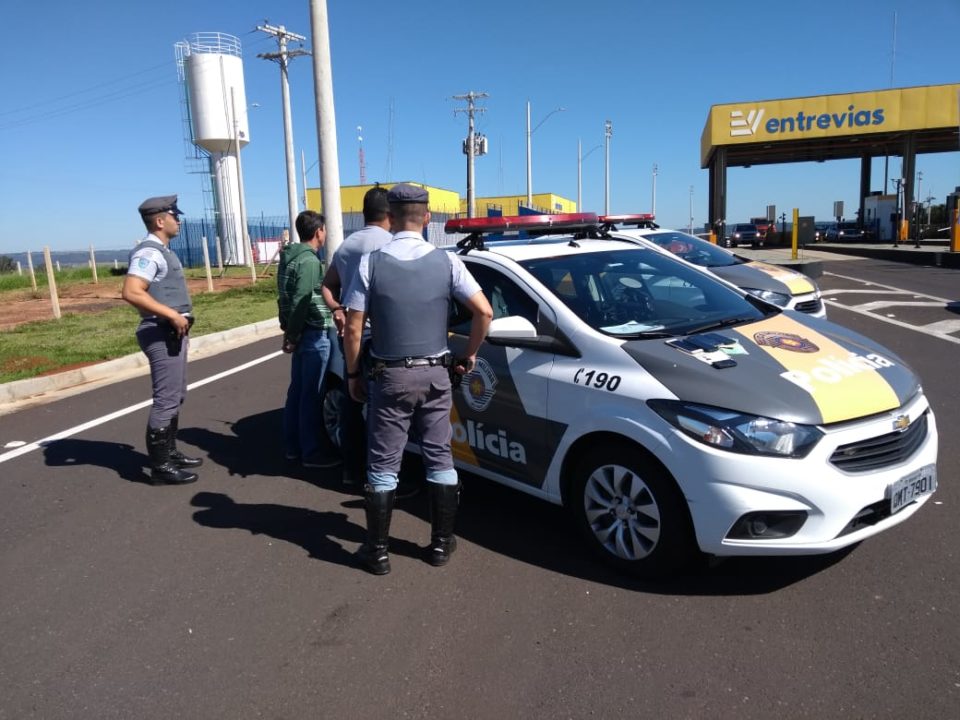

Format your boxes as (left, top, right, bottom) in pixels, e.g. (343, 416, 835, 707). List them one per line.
(174, 32, 251, 264)
(357, 126, 366, 185)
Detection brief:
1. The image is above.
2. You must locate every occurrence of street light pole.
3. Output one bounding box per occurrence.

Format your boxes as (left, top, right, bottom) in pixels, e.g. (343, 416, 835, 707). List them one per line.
(526, 101, 565, 208)
(526, 101, 532, 207)
(689, 185, 694, 233)
(651, 163, 658, 216)
(577, 138, 602, 211)
(604, 120, 613, 215)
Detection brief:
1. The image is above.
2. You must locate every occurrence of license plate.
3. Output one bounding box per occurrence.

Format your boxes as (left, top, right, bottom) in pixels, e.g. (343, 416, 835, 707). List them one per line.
(889, 464, 937, 515)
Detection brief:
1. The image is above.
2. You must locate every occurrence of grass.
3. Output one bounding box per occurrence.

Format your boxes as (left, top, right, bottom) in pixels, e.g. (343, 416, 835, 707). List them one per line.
(0, 263, 265, 294)
(0, 279, 279, 384)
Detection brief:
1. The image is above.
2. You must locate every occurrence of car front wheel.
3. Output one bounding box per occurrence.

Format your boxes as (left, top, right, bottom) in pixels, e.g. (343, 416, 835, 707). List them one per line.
(321, 381, 345, 453)
(569, 443, 698, 576)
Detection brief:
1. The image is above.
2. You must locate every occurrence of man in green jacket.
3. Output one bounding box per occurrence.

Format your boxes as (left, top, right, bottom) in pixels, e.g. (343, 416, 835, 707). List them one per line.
(277, 210, 337, 468)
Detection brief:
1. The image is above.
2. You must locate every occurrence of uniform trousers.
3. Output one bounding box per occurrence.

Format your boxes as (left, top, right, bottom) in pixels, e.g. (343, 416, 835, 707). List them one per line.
(136, 319, 189, 429)
(366, 364, 458, 492)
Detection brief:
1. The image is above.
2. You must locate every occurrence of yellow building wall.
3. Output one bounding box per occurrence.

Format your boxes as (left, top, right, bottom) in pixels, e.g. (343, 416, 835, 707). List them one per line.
(465, 193, 578, 216)
(701, 83, 960, 166)
(306, 182, 462, 214)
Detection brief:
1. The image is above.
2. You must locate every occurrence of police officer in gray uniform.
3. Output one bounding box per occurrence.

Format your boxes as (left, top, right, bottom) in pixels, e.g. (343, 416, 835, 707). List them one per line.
(343, 183, 493, 574)
(122, 195, 202, 485)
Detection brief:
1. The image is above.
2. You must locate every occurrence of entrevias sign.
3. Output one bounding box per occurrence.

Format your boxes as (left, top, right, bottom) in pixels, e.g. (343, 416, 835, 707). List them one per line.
(730, 105, 885, 137)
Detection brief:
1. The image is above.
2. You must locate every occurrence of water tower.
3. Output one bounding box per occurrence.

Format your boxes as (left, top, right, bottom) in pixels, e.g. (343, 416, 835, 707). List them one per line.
(175, 32, 251, 264)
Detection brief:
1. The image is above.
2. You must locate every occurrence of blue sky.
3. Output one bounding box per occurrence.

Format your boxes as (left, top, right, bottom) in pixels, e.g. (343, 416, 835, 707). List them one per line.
(1, 0, 958, 253)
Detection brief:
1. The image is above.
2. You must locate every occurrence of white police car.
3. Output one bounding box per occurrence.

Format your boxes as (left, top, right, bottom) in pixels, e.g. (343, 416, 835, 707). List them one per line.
(599, 214, 826, 318)
(432, 213, 937, 576)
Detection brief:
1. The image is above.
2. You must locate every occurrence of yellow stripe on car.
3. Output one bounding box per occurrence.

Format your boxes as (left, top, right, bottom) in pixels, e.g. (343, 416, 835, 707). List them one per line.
(736, 315, 900, 423)
(748, 261, 815, 295)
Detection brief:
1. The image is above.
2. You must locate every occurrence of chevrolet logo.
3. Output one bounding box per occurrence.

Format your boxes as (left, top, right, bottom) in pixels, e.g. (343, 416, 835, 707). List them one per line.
(892, 415, 911, 432)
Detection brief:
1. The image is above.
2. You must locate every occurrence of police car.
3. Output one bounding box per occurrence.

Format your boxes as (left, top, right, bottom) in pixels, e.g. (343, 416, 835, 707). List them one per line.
(599, 214, 826, 318)
(324, 213, 938, 577)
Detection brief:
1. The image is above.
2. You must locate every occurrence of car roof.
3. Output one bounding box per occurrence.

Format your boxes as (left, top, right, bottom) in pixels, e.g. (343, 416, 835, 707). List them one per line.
(453, 236, 638, 263)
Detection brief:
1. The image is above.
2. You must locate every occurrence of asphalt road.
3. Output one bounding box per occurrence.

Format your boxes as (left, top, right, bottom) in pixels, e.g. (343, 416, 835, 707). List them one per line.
(1, 258, 957, 719)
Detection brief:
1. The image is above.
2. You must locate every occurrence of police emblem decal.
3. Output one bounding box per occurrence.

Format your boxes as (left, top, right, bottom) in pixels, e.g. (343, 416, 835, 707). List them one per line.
(753, 330, 819, 353)
(461, 357, 498, 412)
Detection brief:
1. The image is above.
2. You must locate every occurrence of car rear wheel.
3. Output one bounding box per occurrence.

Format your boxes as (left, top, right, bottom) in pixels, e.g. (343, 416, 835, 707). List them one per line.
(569, 443, 698, 577)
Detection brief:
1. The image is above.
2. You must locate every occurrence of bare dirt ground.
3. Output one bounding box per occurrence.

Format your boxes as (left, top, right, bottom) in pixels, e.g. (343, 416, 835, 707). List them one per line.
(0, 277, 255, 332)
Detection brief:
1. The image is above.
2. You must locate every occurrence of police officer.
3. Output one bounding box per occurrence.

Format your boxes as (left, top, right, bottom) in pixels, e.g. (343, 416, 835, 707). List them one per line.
(343, 183, 493, 575)
(320, 185, 392, 486)
(122, 195, 202, 485)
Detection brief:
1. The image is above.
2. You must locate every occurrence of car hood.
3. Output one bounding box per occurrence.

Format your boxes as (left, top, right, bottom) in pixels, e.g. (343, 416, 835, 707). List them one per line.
(713, 261, 817, 297)
(621, 313, 918, 425)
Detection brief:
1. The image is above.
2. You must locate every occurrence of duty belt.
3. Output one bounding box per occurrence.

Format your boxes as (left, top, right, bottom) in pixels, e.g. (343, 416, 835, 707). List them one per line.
(374, 354, 452, 369)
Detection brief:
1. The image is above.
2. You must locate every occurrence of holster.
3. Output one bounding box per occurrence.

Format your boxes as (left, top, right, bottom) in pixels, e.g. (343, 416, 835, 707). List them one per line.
(162, 315, 194, 357)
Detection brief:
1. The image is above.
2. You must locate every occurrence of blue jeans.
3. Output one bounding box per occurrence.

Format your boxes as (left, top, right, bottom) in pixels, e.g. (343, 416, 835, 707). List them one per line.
(283, 328, 331, 461)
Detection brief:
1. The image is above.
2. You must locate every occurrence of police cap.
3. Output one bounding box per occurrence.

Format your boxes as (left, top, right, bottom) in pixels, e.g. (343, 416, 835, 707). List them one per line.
(138, 195, 184, 218)
(387, 183, 428, 205)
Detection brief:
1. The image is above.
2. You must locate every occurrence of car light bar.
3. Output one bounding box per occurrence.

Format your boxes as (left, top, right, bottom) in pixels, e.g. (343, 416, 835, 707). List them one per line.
(599, 213, 656, 225)
(445, 212, 599, 235)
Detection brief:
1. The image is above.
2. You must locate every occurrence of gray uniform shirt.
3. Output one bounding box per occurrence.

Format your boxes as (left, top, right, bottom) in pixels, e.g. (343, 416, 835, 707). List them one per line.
(333, 224, 392, 302)
(345, 231, 480, 314)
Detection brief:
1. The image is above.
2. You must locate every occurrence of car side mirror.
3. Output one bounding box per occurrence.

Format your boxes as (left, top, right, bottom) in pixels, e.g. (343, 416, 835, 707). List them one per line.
(487, 315, 538, 340)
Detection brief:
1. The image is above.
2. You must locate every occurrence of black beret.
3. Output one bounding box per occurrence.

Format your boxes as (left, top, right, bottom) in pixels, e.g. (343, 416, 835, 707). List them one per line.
(138, 195, 183, 217)
(387, 183, 428, 205)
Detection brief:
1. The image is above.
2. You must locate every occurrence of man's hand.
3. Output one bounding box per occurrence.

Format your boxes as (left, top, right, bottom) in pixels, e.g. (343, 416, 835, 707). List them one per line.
(282, 338, 297, 354)
(169, 313, 190, 337)
(453, 355, 476, 376)
(331, 308, 346, 336)
(348, 376, 367, 402)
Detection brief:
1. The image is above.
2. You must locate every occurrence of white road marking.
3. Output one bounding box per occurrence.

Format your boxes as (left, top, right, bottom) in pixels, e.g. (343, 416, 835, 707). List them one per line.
(823, 300, 960, 345)
(823, 272, 955, 304)
(853, 300, 948, 312)
(821, 271, 960, 342)
(922, 319, 960, 334)
(820, 288, 909, 297)
(0, 351, 283, 465)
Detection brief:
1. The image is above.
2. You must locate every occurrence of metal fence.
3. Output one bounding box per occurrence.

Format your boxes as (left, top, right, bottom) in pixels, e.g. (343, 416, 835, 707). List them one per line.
(169, 212, 461, 268)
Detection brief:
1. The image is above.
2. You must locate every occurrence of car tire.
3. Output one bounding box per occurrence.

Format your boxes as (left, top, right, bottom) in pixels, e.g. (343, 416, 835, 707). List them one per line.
(568, 442, 698, 577)
(321, 380, 345, 454)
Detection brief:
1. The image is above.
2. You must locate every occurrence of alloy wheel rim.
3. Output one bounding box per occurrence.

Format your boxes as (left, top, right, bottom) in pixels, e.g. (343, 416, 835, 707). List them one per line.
(583, 463, 661, 561)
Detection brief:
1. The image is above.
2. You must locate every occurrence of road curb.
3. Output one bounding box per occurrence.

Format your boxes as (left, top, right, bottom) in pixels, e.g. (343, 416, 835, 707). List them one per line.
(0, 318, 282, 411)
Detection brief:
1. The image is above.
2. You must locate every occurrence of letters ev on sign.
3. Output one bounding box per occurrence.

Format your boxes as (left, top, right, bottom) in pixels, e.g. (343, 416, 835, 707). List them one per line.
(729, 109, 765, 137)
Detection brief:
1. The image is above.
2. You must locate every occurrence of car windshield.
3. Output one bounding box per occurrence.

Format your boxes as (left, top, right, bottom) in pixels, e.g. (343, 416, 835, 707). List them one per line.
(520, 247, 771, 338)
(638, 230, 741, 269)
(734, 224, 756, 232)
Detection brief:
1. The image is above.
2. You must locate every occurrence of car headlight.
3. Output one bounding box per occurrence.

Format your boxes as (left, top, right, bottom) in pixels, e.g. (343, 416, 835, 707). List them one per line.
(647, 400, 823, 458)
(743, 288, 791, 307)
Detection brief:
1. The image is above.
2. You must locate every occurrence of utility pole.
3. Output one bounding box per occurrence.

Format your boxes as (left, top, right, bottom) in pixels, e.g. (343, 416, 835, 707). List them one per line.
(257, 23, 309, 244)
(309, 0, 344, 259)
(689, 185, 694, 233)
(604, 120, 613, 215)
(453, 91, 488, 218)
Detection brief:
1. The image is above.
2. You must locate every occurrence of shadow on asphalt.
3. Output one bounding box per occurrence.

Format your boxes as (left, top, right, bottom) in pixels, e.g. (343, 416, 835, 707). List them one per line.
(433, 473, 857, 596)
(42, 438, 151, 484)
(189, 491, 423, 567)
(179, 408, 294, 479)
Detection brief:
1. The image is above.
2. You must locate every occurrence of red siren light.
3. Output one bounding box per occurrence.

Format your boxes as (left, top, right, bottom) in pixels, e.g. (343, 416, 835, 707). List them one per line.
(599, 213, 656, 225)
(445, 212, 599, 235)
